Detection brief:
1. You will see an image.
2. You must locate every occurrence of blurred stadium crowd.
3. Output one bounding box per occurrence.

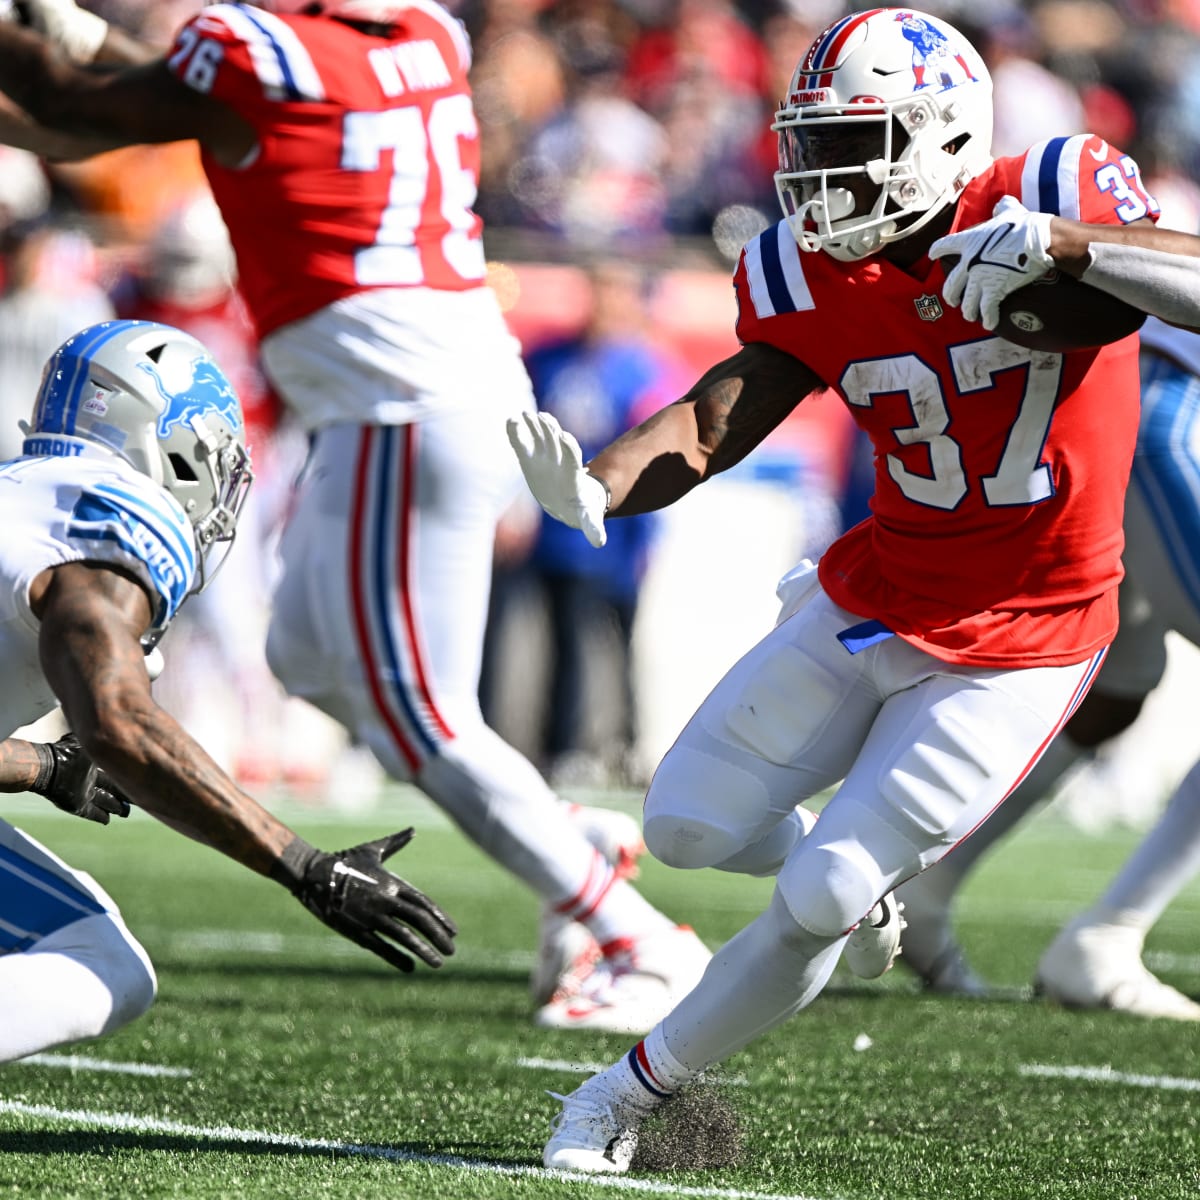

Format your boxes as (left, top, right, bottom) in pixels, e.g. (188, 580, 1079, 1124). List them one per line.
(5, 0, 1200, 810)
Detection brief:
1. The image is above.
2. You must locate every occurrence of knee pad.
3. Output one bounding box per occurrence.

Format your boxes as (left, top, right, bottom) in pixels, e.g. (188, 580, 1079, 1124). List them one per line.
(35, 913, 158, 1041)
(776, 838, 884, 938)
(643, 744, 774, 870)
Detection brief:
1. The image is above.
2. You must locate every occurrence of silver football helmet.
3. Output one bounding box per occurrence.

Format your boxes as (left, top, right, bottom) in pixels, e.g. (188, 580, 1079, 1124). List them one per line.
(774, 8, 993, 261)
(24, 320, 253, 593)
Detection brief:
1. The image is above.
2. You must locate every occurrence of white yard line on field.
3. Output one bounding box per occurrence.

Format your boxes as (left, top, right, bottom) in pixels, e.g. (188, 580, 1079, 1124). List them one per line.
(15, 1054, 192, 1078)
(1020, 1063, 1200, 1092)
(0, 1100, 823, 1200)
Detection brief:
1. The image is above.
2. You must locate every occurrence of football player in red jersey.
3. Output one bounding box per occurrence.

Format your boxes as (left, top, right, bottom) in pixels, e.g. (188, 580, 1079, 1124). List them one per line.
(513, 7, 1200, 1173)
(0, 0, 713, 1034)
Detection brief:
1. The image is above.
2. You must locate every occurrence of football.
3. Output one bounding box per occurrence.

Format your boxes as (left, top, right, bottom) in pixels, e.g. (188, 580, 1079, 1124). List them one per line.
(940, 257, 1146, 353)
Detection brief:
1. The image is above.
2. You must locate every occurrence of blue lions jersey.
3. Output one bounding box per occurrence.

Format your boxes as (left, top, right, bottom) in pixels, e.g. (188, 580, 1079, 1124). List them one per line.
(0, 451, 196, 737)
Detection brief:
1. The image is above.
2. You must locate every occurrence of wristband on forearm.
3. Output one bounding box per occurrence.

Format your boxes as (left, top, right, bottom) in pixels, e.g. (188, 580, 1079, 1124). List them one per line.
(269, 835, 319, 892)
(589, 472, 612, 513)
(31, 741, 55, 794)
(1081, 241, 1200, 328)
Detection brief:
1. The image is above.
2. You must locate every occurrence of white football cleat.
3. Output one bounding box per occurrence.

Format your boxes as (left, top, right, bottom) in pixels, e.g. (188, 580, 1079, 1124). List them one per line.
(535, 926, 711, 1034)
(544, 1070, 658, 1173)
(906, 941, 991, 997)
(531, 805, 646, 1008)
(894, 904, 990, 996)
(1035, 919, 1200, 1022)
(531, 915, 602, 1009)
(843, 893, 906, 979)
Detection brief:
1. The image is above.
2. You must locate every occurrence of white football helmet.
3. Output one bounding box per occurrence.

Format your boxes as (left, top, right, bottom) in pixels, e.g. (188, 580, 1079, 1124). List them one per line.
(24, 320, 253, 592)
(774, 8, 993, 261)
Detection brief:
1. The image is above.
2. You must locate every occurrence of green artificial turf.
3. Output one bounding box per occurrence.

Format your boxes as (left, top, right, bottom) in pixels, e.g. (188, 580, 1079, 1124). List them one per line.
(2, 788, 1197, 1199)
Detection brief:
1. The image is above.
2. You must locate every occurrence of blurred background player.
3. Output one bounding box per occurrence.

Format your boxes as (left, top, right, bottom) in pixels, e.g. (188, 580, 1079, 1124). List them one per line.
(894, 309, 1200, 1018)
(482, 258, 681, 789)
(507, 7, 1183, 1172)
(0, 319, 455, 1063)
(0, 0, 710, 1033)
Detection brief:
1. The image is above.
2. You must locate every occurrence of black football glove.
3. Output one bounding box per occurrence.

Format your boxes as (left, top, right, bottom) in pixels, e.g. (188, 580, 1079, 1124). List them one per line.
(273, 829, 457, 972)
(31, 732, 132, 826)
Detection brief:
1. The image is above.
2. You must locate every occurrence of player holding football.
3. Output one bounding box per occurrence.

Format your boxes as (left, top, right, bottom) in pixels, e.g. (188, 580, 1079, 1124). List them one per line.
(0, 319, 455, 1064)
(0, 0, 711, 1034)
(505, 7, 1200, 1173)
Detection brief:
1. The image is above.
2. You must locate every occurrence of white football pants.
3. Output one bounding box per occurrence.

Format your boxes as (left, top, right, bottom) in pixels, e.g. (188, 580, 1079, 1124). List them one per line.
(266, 414, 621, 904)
(636, 581, 1105, 1069)
(645, 581, 1106, 932)
(0, 820, 156, 1062)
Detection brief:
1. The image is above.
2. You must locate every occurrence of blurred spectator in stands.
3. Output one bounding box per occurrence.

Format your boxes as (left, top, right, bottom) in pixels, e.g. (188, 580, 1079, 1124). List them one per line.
(470, 0, 569, 228)
(483, 259, 685, 786)
(505, 33, 670, 243)
(0, 173, 113, 458)
(976, 8, 1087, 157)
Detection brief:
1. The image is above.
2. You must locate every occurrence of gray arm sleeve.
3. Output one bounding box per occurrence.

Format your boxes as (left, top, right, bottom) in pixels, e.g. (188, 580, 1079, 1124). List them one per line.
(1080, 241, 1200, 327)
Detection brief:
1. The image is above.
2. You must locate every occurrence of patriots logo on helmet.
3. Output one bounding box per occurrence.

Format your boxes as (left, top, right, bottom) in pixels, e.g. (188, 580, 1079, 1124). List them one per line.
(137, 356, 244, 439)
(895, 11, 978, 90)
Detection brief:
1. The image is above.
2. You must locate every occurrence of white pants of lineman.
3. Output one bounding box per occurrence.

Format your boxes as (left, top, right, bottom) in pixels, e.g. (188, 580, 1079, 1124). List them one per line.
(263, 290, 631, 910)
(641, 573, 1105, 1069)
(0, 820, 156, 1062)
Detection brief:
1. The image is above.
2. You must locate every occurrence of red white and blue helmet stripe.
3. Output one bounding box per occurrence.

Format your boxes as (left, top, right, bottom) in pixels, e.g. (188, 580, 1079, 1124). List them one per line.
(796, 8, 886, 89)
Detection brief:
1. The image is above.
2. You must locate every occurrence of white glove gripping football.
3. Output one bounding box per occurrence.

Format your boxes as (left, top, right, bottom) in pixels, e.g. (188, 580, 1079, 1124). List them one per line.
(929, 195, 1055, 331)
(506, 411, 609, 549)
(15, 0, 109, 63)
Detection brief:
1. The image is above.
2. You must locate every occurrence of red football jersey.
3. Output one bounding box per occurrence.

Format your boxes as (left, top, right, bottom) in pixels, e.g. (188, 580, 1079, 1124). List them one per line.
(734, 134, 1158, 667)
(166, 2, 486, 339)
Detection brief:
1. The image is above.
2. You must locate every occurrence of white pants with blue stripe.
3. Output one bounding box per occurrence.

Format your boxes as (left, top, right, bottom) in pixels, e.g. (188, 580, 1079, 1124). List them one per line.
(0, 820, 156, 1062)
(265, 411, 617, 903)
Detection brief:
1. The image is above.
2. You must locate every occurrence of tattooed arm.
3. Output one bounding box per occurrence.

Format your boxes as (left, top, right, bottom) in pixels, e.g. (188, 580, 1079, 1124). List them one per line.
(30, 560, 294, 873)
(0, 738, 52, 791)
(588, 342, 824, 517)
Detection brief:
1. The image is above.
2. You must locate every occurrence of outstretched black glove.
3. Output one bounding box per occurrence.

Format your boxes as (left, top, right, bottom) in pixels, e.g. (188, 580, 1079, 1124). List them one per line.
(272, 829, 457, 972)
(31, 732, 131, 825)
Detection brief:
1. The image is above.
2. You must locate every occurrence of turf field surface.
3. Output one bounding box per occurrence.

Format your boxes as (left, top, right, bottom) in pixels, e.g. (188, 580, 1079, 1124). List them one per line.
(2, 789, 1198, 1200)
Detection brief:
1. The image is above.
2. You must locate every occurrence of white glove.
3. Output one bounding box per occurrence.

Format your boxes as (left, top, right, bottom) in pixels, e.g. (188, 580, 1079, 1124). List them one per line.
(929, 195, 1055, 330)
(506, 411, 609, 549)
(15, 0, 109, 62)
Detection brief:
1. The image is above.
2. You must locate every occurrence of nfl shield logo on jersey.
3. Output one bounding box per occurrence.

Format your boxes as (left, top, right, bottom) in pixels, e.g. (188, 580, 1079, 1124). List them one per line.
(915, 294, 944, 322)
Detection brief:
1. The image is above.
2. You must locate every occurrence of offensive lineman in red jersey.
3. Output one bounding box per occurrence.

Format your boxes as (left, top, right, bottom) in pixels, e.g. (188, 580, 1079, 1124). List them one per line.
(0, 0, 714, 1034)
(506, 8, 1197, 1173)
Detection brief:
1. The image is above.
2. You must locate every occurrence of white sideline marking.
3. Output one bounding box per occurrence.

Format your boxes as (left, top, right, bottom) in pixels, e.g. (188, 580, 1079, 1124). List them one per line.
(16, 1054, 192, 1078)
(1020, 1063, 1200, 1092)
(0, 1100, 822, 1200)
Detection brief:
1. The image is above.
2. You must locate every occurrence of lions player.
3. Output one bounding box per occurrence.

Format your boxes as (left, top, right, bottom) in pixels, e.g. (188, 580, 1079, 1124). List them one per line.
(894, 316, 1200, 1021)
(0, 0, 709, 1034)
(0, 320, 455, 1063)
(505, 7, 1200, 1172)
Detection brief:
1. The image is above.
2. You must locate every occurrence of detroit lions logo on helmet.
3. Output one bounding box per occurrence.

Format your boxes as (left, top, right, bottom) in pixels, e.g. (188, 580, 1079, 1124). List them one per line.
(136, 356, 244, 439)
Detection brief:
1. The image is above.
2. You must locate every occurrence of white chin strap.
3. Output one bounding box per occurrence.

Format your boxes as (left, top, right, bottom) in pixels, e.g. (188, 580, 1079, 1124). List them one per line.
(789, 188, 895, 261)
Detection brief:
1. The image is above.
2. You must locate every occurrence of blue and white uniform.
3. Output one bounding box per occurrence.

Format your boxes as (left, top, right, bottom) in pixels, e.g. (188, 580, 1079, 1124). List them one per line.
(0, 451, 194, 1062)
